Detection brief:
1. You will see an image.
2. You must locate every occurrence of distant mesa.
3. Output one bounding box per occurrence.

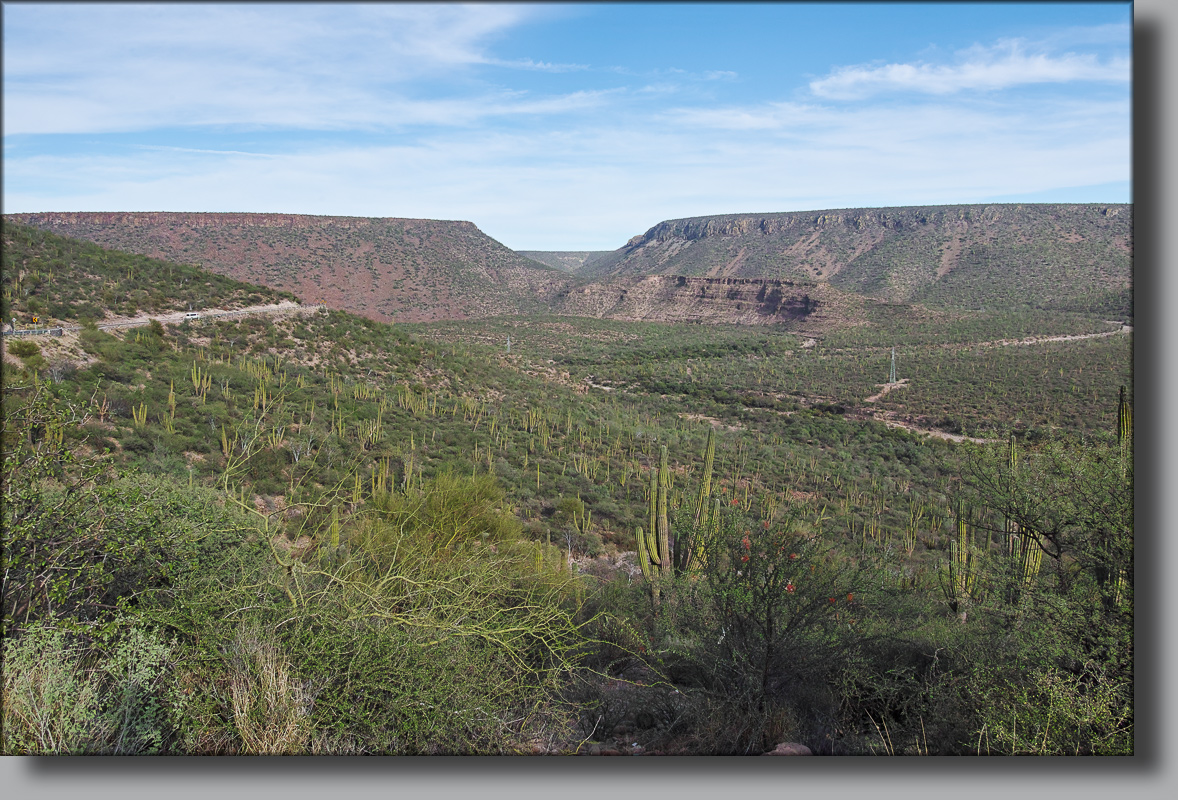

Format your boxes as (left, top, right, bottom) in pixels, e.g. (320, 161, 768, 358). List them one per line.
(5, 202, 1130, 327)
(576, 203, 1131, 317)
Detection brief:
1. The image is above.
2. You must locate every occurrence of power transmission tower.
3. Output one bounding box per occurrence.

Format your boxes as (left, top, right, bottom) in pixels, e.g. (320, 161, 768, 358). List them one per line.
(889, 346, 897, 384)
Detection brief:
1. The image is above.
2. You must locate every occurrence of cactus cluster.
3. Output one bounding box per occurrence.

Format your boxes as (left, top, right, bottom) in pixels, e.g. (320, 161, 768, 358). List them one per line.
(941, 500, 985, 622)
(191, 361, 212, 403)
(1003, 435, 1042, 602)
(636, 427, 719, 603)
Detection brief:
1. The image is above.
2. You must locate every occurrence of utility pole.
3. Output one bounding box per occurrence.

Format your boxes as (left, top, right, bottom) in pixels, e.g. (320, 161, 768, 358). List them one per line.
(506, 335, 511, 355)
(889, 346, 897, 384)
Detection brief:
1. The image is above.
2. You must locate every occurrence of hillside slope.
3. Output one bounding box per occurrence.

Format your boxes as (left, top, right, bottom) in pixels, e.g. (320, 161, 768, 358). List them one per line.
(5, 212, 569, 323)
(516, 251, 614, 273)
(582, 204, 1131, 314)
(2, 220, 296, 327)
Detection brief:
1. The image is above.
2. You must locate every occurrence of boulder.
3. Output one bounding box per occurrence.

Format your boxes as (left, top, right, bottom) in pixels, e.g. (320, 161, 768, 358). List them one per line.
(763, 742, 813, 756)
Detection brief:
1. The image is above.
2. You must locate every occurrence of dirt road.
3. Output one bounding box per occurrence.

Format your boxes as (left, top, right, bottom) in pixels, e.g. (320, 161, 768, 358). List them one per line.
(864, 378, 909, 403)
(984, 326, 1131, 348)
(86, 300, 317, 331)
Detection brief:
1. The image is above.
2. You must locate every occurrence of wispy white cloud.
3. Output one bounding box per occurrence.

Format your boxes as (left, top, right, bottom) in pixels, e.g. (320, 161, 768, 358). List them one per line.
(4, 88, 1130, 250)
(483, 57, 590, 72)
(2, 3, 572, 135)
(1, 8, 1131, 249)
(1, 75, 622, 136)
(664, 101, 822, 131)
(133, 145, 278, 158)
(810, 36, 1129, 99)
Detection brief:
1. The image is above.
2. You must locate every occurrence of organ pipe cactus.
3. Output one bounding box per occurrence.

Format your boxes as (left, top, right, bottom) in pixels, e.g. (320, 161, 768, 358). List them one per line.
(693, 427, 716, 527)
(1117, 385, 1132, 441)
(636, 428, 717, 603)
(329, 505, 341, 549)
(656, 445, 671, 577)
(941, 501, 983, 622)
(1013, 532, 1042, 592)
(680, 426, 716, 571)
(1002, 434, 1041, 603)
(1118, 385, 1132, 465)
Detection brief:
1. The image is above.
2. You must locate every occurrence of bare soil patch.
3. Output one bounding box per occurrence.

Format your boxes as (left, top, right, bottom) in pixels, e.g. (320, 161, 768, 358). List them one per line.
(864, 378, 909, 404)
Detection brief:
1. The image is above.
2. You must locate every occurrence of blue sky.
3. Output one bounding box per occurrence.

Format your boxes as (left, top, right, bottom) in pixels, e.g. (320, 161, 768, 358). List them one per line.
(2, 2, 1131, 250)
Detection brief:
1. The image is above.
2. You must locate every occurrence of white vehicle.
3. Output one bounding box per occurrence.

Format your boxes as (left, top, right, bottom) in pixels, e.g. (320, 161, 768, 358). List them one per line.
(184, 312, 202, 320)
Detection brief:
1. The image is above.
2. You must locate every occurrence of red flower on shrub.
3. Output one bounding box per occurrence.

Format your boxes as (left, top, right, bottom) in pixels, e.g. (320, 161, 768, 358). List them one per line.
(829, 597, 836, 604)
(846, 593, 854, 603)
(741, 555, 750, 563)
(786, 583, 795, 593)
(789, 553, 798, 560)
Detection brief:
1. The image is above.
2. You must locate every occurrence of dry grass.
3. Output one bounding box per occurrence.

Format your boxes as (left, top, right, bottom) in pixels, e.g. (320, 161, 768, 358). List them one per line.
(227, 627, 313, 755)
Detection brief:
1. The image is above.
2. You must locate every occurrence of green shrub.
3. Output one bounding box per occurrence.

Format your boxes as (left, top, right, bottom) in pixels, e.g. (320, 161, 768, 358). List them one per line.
(7, 339, 40, 359)
(2, 624, 103, 753)
(631, 505, 871, 753)
(970, 661, 1132, 755)
(2, 389, 263, 631)
(368, 471, 523, 551)
(290, 619, 541, 754)
(2, 620, 180, 754)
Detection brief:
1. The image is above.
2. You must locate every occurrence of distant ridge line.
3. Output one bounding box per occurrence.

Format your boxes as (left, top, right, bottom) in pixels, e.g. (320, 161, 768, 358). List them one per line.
(5, 211, 480, 231)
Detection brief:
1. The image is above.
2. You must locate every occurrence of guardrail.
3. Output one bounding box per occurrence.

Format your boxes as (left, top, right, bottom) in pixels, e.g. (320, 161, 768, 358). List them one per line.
(3, 328, 63, 337)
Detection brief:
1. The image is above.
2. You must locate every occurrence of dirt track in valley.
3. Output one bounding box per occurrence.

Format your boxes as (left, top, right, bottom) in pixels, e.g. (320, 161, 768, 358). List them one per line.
(864, 378, 909, 404)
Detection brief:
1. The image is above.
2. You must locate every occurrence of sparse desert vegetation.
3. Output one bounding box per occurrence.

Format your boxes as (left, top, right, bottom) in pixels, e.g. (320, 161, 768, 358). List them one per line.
(2, 213, 1131, 755)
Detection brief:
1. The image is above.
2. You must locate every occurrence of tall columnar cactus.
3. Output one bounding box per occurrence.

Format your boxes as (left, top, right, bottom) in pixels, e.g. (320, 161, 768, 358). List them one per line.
(681, 426, 716, 571)
(656, 445, 671, 577)
(693, 427, 716, 527)
(1004, 433, 1020, 555)
(1013, 533, 1042, 591)
(329, 505, 341, 549)
(904, 503, 925, 557)
(191, 362, 212, 403)
(941, 501, 983, 622)
(1118, 384, 1132, 461)
(636, 428, 717, 602)
(1002, 434, 1041, 602)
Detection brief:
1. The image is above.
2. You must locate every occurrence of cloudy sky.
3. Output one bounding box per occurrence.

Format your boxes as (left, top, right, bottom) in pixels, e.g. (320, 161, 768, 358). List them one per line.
(2, 2, 1131, 250)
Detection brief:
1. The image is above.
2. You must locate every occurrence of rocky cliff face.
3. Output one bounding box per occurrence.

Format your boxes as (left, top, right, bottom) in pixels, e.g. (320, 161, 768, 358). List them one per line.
(549, 275, 863, 329)
(584, 204, 1132, 310)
